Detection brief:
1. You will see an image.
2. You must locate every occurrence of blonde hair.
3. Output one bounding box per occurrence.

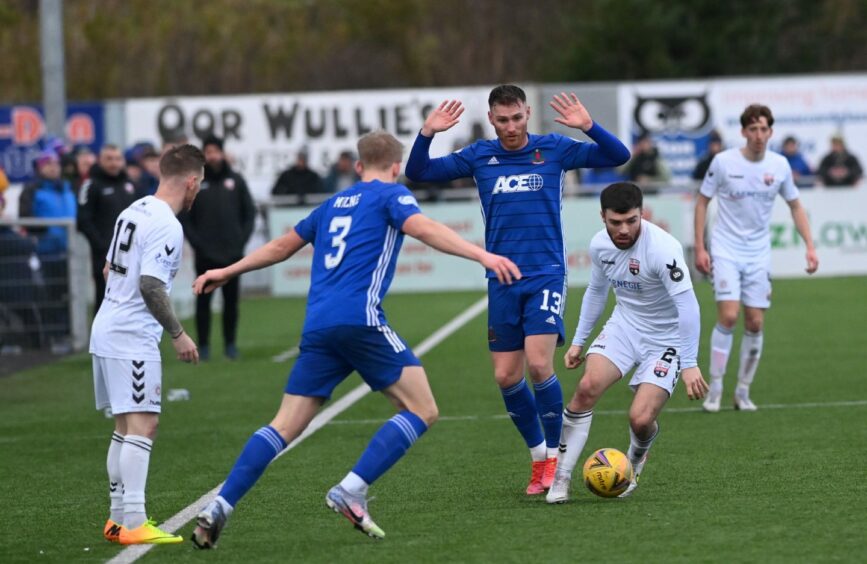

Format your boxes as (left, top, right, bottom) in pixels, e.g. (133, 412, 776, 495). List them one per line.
(357, 130, 403, 170)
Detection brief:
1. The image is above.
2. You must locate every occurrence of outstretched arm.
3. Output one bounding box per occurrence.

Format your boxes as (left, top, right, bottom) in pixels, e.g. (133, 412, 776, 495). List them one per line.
(193, 230, 308, 295)
(401, 213, 521, 284)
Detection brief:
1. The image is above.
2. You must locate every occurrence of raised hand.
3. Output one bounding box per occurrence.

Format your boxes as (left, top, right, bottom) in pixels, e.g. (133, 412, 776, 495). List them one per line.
(421, 100, 464, 136)
(550, 92, 593, 132)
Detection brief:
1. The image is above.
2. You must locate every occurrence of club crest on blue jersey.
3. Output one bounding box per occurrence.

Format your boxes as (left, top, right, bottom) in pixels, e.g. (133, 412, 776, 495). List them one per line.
(629, 258, 640, 275)
(532, 149, 545, 164)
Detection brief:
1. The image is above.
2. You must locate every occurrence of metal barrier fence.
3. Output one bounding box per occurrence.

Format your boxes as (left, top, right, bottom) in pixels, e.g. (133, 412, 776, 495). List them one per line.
(0, 218, 89, 355)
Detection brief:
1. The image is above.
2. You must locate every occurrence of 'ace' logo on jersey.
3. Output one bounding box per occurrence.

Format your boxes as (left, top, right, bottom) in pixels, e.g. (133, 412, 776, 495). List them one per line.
(492, 174, 544, 194)
(629, 258, 640, 275)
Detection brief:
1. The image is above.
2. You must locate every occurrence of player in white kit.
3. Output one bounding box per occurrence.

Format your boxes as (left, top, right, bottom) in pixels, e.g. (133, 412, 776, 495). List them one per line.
(546, 182, 708, 503)
(694, 104, 818, 412)
(91, 144, 204, 545)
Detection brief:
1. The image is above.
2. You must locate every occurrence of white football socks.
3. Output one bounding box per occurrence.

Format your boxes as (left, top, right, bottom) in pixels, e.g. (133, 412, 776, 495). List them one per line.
(709, 323, 734, 387)
(737, 330, 764, 391)
(107, 432, 124, 523)
(555, 409, 593, 477)
(339, 471, 370, 497)
(530, 441, 548, 462)
(120, 435, 152, 529)
(627, 422, 659, 469)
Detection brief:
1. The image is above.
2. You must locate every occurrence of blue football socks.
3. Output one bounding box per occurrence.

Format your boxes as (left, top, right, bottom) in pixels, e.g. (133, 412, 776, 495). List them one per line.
(500, 379, 544, 448)
(533, 374, 564, 449)
(352, 410, 428, 485)
(219, 425, 287, 507)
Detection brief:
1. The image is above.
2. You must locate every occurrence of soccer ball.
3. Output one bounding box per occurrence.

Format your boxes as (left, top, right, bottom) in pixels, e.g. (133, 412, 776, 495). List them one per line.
(582, 448, 634, 498)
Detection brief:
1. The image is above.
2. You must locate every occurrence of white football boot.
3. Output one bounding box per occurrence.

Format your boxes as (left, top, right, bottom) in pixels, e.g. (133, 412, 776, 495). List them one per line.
(733, 386, 758, 411)
(703, 381, 723, 412)
(545, 472, 572, 504)
(618, 453, 647, 498)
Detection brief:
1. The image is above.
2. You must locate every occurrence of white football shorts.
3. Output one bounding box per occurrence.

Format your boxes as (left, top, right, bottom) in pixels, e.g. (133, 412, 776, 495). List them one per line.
(710, 255, 772, 308)
(93, 355, 163, 414)
(585, 317, 681, 396)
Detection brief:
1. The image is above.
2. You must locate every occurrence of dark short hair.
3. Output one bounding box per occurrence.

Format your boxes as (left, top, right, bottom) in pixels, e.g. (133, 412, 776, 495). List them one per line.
(488, 84, 526, 108)
(740, 104, 774, 128)
(357, 130, 403, 169)
(160, 144, 205, 179)
(202, 134, 224, 152)
(600, 182, 643, 213)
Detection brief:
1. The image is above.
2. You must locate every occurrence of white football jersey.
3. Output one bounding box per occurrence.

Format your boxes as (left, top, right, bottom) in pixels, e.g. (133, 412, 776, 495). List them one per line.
(588, 220, 693, 340)
(90, 196, 184, 361)
(700, 148, 799, 261)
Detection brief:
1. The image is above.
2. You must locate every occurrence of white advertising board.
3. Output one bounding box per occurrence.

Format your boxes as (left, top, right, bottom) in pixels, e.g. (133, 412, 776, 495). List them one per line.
(770, 187, 867, 278)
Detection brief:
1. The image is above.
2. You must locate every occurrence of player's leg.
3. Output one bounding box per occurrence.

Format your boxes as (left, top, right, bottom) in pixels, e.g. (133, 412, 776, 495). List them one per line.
(705, 256, 741, 412)
(618, 340, 680, 498)
(488, 279, 548, 492)
(93, 355, 125, 542)
(325, 326, 430, 539)
(193, 393, 322, 549)
(194, 333, 340, 548)
(735, 306, 765, 410)
(618, 383, 669, 497)
(99, 357, 179, 545)
(734, 262, 770, 410)
(221, 274, 240, 359)
(524, 333, 562, 488)
(523, 274, 568, 488)
(546, 352, 623, 503)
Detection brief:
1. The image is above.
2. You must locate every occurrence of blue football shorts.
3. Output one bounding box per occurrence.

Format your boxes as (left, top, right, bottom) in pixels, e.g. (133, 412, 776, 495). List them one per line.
(487, 274, 567, 352)
(285, 324, 421, 399)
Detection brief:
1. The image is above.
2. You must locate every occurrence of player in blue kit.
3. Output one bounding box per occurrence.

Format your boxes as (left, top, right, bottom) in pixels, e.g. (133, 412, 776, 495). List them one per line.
(189, 130, 520, 548)
(405, 85, 630, 494)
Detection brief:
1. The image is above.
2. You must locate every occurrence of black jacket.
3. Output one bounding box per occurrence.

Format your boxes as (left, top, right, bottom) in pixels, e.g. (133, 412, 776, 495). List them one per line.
(76, 165, 140, 256)
(182, 161, 256, 265)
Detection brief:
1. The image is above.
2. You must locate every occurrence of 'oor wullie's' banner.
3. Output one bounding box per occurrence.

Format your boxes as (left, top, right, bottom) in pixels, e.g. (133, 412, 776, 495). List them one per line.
(125, 88, 499, 200)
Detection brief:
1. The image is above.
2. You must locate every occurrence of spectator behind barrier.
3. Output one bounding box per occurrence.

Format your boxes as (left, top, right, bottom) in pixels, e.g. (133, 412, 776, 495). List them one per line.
(781, 135, 814, 188)
(817, 134, 863, 187)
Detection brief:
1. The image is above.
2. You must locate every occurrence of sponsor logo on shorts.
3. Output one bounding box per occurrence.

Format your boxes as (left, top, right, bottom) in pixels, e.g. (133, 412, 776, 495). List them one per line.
(590, 343, 606, 350)
(654, 361, 669, 378)
(488, 327, 496, 342)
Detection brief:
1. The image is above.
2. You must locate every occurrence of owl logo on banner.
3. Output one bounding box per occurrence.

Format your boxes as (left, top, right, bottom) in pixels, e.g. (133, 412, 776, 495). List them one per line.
(632, 93, 715, 181)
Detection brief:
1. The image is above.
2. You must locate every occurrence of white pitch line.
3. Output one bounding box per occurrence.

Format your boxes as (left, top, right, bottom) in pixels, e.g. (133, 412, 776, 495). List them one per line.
(109, 296, 487, 564)
(271, 346, 299, 363)
(326, 398, 867, 426)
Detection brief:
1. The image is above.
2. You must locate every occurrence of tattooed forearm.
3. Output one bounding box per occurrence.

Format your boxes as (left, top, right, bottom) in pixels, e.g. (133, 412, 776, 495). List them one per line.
(140, 275, 184, 338)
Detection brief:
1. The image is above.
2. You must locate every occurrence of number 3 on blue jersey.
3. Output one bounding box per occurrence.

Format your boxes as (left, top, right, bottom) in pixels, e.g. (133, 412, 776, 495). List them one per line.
(325, 216, 352, 269)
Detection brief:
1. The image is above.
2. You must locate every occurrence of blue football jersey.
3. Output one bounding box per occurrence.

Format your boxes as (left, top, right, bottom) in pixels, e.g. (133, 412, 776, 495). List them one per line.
(294, 180, 421, 333)
(406, 124, 629, 277)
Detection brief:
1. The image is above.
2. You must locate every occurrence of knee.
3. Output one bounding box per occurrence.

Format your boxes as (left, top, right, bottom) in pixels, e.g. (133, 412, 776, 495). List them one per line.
(417, 402, 439, 427)
(718, 312, 738, 329)
(525, 359, 553, 382)
(132, 417, 159, 439)
(629, 412, 655, 437)
(493, 368, 522, 388)
(744, 316, 764, 333)
(575, 376, 602, 408)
